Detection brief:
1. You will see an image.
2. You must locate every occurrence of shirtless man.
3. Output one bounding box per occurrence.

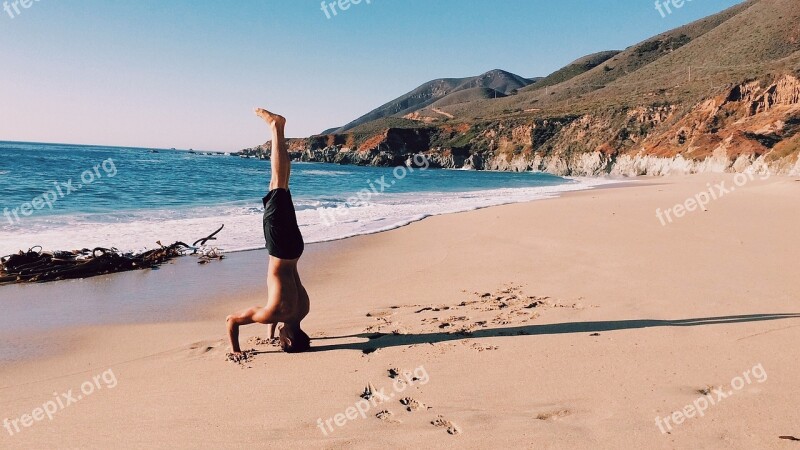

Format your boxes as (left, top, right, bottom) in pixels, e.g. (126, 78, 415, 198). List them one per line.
(226, 108, 311, 354)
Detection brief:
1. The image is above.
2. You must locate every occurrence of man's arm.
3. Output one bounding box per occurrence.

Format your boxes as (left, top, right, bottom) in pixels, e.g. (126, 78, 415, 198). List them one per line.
(226, 305, 279, 353)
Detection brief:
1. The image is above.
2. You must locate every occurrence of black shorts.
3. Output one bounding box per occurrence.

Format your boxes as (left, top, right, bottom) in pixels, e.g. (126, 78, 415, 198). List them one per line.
(262, 188, 304, 260)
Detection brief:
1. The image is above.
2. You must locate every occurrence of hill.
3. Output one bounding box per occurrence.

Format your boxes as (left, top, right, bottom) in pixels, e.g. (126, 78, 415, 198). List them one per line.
(330, 69, 536, 133)
(244, 0, 800, 176)
(521, 50, 620, 91)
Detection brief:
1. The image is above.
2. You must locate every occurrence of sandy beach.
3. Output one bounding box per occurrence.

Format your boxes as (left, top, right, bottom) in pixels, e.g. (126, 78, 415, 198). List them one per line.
(1, 173, 799, 449)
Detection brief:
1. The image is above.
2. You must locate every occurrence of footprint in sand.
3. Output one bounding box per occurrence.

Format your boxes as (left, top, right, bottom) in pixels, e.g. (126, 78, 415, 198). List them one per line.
(536, 409, 572, 420)
(470, 343, 499, 352)
(450, 326, 475, 336)
(388, 368, 424, 383)
(376, 410, 401, 424)
(248, 336, 280, 347)
(366, 309, 395, 318)
(389, 326, 411, 335)
(491, 315, 512, 325)
(697, 385, 723, 396)
(400, 397, 427, 412)
(458, 300, 481, 307)
(370, 285, 585, 351)
(363, 317, 397, 334)
(361, 383, 378, 400)
(431, 415, 462, 435)
(438, 316, 470, 327)
(438, 317, 475, 335)
(187, 340, 224, 357)
(526, 298, 549, 309)
(189, 345, 216, 356)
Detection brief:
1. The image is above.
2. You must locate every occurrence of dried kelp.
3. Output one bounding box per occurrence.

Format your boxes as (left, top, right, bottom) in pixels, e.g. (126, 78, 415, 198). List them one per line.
(0, 226, 224, 285)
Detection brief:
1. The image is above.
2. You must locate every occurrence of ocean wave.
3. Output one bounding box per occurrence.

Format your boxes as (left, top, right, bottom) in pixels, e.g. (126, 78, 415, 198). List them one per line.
(0, 178, 620, 255)
(299, 169, 352, 176)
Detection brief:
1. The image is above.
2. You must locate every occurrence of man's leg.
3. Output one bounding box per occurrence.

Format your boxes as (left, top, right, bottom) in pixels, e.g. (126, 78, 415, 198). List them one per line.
(254, 108, 290, 190)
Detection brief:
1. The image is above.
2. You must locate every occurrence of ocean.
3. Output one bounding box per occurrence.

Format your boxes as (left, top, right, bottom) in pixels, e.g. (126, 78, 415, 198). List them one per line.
(0, 141, 611, 256)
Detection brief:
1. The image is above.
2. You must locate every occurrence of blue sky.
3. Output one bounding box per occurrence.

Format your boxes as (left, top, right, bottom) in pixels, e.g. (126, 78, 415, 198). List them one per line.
(0, 0, 744, 151)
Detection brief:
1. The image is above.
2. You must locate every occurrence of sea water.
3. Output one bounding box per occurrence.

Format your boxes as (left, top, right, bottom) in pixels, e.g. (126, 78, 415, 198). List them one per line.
(0, 141, 612, 255)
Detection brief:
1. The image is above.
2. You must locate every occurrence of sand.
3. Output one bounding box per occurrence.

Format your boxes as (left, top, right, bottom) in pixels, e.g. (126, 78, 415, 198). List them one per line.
(1, 173, 799, 449)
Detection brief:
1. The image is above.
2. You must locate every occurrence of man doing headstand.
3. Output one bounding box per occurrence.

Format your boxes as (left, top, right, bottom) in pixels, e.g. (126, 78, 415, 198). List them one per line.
(226, 108, 311, 355)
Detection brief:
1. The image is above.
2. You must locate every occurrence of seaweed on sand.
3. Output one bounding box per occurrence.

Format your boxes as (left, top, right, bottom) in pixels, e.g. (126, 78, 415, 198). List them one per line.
(0, 225, 225, 285)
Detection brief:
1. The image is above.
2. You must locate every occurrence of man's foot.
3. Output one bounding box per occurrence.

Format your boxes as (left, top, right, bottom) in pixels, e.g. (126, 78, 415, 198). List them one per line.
(254, 107, 286, 128)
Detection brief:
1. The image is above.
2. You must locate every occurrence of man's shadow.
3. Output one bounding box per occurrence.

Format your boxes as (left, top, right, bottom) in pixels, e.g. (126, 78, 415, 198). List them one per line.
(308, 313, 800, 354)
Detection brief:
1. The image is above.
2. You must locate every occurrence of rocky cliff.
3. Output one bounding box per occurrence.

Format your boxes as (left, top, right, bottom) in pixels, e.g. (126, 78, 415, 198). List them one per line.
(240, 74, 800, 176)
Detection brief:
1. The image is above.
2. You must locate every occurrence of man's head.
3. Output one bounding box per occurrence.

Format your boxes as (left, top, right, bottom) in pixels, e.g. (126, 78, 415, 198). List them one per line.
(279, 324, 310, 353)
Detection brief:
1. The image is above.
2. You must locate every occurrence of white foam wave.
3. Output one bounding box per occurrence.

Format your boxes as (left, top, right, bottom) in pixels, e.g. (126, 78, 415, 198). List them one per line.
(299, 169, 352, 176)
(0, 178, 619, 255)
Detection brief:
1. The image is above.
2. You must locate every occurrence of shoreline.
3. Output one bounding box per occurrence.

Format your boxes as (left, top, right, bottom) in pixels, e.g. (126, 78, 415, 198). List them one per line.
(0, 179, 635, 325)
(221, 176, 633, 254)
(0, 173, 619, 257)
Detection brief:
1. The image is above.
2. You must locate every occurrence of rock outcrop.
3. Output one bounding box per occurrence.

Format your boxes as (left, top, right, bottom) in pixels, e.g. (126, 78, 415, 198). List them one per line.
(238, 75, 800, 177)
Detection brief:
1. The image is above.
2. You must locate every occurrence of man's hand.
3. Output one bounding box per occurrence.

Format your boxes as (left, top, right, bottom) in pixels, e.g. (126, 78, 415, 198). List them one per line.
(226, 350, 252, 364)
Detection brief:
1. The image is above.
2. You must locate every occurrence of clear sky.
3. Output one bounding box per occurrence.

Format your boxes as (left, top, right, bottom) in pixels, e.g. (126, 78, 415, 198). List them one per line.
(0, 0, 744, 151)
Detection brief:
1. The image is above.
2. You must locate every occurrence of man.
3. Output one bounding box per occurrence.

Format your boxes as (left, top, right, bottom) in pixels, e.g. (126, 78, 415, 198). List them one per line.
(226, 108, 311, 355)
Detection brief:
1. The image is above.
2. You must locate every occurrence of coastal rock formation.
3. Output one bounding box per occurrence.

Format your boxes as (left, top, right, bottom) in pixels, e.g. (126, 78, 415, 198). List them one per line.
(239, 75, 800, 176)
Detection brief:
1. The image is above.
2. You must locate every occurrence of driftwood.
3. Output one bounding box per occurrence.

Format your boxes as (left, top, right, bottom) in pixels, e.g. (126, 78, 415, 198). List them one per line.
(0, 226, 224, 285)
(193, 224, 224, 247)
